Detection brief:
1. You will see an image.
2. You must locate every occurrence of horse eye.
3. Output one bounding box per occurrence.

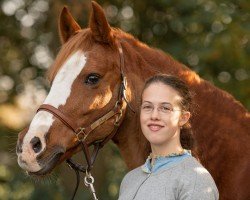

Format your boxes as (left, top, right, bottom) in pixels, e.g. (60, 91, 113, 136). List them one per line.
(85, 73, 101, 85)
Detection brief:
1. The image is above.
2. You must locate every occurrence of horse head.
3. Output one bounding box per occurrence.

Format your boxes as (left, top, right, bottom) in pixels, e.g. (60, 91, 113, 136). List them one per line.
(16, 2, 129, 175)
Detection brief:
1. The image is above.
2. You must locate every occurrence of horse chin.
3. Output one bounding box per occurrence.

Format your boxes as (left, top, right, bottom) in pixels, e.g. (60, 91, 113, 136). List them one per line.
(29, 150, 65, 176)
(59, 143, 83, 162)
(28, 144, 82, 177)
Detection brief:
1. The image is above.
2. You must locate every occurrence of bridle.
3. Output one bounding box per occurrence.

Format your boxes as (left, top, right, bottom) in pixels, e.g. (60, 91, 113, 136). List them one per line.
(37, 40, 134, 199)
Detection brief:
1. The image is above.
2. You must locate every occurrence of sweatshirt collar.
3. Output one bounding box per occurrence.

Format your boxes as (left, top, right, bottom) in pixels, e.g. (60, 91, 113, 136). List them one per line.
(141, 149, 192, 173)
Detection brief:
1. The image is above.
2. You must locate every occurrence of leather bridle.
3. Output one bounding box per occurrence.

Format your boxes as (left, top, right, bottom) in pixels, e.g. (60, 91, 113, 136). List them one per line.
(37, 40, 134, 199)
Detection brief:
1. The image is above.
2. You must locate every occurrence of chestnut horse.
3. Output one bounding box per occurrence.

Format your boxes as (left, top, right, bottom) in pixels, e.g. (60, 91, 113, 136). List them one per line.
(16, 2, 250, 200)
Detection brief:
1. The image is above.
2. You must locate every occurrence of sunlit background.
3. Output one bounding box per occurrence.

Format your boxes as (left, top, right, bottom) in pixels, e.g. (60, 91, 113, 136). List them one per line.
(0, 0, 249, 199)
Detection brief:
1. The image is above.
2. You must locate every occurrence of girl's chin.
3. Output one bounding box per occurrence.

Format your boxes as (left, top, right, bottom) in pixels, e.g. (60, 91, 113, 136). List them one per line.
(146, 133, 174, 146)
(149, 141, 166, 146)
(147, 136, 166, 146)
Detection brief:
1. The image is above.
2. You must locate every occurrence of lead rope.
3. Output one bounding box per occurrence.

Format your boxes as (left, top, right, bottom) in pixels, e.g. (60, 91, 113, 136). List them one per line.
(67, 163, 99, 200)
(66, 156, 99, 200)
(66, 142, 101, 200)
(66, 116, 123, 200)
(66, 159, 80, 200)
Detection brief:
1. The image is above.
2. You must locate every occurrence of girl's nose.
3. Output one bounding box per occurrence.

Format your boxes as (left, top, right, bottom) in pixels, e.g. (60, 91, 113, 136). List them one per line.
(150, 107, 160, 120)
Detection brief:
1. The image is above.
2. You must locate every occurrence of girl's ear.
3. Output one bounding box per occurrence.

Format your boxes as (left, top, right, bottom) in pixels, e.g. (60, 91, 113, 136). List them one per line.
(179, 111, 191, 127)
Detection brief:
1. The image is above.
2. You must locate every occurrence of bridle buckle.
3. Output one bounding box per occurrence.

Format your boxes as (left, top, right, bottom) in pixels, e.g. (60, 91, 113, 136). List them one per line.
(76, 127, 87, 141)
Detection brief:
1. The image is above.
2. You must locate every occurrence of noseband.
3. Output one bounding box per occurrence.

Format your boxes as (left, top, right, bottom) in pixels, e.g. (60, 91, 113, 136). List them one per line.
(37, 40, 133, 199)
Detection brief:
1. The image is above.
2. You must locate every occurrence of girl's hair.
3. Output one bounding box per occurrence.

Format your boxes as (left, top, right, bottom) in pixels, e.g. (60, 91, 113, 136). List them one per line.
(142, 74, 196, 151)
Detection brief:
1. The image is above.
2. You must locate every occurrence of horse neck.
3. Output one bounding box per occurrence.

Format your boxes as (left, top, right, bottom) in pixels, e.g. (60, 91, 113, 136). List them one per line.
(113, 37, 250, 169)
(123, 37, 249, 123)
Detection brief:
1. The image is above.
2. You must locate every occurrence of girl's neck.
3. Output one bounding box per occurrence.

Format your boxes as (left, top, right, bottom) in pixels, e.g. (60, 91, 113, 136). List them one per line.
(151, 143, 183, 157)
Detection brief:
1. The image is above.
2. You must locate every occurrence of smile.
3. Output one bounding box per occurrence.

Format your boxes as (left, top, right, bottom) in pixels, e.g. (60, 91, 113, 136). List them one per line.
(148, 124, 164, 132)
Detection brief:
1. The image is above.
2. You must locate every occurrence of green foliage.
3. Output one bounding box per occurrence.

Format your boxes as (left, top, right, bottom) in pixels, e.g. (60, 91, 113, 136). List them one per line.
(0, 0, 249, 199)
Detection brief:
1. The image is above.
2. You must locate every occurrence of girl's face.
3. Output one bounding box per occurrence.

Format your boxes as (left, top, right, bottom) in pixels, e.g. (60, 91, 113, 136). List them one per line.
(140, 82, 190, 148)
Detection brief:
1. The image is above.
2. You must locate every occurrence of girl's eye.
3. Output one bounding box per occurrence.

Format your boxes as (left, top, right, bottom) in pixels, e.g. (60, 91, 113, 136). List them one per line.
(85, 73, 101, 85)
(141, 105, 153, 112)
(161, 106, 172, 112)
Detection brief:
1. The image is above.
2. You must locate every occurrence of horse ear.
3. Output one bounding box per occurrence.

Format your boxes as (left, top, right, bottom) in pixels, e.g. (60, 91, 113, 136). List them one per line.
(89, 1, 112, 43)
(59, 7, 81, 44)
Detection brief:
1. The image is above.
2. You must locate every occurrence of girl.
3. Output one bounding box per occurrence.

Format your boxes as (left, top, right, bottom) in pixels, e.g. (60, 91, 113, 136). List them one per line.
(119, 74, 219, 200)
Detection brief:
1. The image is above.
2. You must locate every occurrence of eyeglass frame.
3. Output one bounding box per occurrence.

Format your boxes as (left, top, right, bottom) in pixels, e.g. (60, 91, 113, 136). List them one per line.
(140, 102, 182, 114)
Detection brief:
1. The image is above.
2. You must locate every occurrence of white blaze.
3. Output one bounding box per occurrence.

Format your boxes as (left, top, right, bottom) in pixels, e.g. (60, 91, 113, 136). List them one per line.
(44, 51, 86, 107)
(19, 51, 87, 172)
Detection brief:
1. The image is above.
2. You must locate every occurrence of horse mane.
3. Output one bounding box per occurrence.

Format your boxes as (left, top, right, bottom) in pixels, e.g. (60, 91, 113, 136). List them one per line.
(113, 29, 249, 117)
(110, 28, 250, 172)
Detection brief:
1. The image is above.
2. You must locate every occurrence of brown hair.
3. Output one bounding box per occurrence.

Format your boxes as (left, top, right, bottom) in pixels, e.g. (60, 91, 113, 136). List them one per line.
(142, 74, 196, 151)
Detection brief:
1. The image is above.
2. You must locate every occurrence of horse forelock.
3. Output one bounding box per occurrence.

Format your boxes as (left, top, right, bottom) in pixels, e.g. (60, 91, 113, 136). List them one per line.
(47, 28, 131, 83)
(47, 29, 94, 83)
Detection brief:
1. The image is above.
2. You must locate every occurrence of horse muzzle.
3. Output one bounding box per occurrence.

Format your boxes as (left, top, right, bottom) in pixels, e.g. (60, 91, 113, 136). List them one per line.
(17, 145, 65, 176)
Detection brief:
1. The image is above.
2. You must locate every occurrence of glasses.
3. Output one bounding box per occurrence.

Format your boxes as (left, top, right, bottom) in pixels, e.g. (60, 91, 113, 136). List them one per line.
(141, 103, 181, 114)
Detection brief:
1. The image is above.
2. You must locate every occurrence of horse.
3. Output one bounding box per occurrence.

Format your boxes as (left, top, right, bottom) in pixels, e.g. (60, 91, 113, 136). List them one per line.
(16, 1, 250, 200)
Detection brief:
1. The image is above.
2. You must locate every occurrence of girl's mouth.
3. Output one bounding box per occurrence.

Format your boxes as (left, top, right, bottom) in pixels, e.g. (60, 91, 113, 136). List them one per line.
(148, 124, 164, 132)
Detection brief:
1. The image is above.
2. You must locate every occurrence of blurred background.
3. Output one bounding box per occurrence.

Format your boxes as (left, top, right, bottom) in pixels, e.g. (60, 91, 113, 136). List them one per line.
(0, 0, 249, 199)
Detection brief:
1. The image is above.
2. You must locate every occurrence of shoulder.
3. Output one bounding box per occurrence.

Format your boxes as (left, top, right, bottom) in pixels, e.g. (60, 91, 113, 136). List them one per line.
(177, 157, 219, 200)
(120, 166, 144, 186)
(119, 166, 145, 194)
(180, 157, 216, 183)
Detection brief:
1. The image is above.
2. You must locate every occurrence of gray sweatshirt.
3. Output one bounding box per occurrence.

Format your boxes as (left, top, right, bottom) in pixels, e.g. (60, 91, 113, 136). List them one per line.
(119, 156, 219, 200)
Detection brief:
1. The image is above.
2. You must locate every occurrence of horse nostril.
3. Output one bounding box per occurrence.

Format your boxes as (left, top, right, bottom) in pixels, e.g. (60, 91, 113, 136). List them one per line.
(30, 137, 42, 153)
